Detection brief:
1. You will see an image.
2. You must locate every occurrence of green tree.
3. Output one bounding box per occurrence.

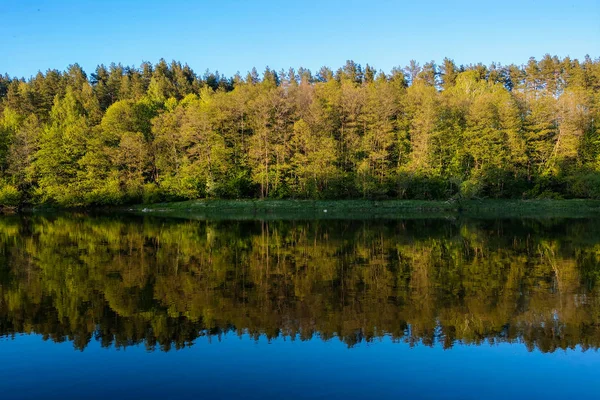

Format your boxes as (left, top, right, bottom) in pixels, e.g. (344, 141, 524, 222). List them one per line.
(34, 88, 90, 205)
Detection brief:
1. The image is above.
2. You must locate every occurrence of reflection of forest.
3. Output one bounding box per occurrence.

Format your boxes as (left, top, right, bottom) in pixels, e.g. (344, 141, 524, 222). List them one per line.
(0, 215, 599, 352)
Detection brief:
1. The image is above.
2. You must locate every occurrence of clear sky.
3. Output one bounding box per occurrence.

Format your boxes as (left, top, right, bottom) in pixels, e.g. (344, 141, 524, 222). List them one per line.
(1, 0, 599, 79)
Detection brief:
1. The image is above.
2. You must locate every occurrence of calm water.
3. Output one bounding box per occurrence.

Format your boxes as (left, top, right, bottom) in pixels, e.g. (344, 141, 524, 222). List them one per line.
(1, 214, 599, 398)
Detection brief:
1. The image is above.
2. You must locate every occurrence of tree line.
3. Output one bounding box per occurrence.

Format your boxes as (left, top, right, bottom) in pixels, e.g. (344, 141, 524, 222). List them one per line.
(0, 55, 599, 206)
(1, 215, 599, 351)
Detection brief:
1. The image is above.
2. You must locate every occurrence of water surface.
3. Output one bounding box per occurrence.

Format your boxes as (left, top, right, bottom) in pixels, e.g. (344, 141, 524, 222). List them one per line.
(0, 215, 599, 398)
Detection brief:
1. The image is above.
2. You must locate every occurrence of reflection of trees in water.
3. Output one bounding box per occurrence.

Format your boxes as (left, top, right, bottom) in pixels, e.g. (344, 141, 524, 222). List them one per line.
(0, 215, 599, 352)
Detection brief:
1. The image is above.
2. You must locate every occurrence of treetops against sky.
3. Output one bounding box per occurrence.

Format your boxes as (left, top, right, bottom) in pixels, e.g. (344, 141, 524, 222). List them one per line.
(3, 1, 598, 79)
(0, 55, 599, 207)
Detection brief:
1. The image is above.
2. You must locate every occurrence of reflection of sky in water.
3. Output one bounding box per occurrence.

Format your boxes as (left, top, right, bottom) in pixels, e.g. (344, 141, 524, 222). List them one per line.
(1, 333, 599, 399)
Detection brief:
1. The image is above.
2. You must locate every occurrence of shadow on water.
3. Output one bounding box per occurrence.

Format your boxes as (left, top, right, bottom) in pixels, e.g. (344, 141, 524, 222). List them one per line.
(0, 213, 600, 352)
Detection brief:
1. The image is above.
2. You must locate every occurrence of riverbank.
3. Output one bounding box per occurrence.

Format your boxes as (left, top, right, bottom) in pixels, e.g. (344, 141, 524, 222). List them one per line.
(123, 199, 600, 219)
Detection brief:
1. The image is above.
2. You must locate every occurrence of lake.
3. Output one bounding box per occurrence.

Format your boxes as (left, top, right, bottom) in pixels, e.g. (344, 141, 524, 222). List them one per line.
(0, 214, 599, 399)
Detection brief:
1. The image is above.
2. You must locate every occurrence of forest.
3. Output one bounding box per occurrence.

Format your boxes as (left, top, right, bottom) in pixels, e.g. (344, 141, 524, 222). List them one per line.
(1, 216, 599, 352)
(0, 55, 599, 207)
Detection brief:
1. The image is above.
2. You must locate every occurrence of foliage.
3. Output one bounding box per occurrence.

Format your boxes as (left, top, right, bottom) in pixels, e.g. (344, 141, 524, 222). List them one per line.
(0, 55, 599, 207)
(0, 184, 20, 207)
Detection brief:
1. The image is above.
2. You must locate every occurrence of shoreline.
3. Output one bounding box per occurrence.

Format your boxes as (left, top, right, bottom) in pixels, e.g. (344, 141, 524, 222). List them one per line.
(113, 199, 600, 220)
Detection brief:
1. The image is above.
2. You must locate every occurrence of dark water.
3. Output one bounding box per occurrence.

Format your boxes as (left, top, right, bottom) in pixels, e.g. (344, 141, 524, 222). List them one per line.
(1, 214, 599, 398)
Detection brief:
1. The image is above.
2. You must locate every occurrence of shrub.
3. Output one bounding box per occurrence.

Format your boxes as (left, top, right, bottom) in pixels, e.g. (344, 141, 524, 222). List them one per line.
(0, 185, 21, 207)
(142, 183, 165, 204)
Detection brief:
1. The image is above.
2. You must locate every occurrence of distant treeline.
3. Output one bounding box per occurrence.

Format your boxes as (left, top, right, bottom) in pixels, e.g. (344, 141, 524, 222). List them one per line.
(0, 55, 599, 206)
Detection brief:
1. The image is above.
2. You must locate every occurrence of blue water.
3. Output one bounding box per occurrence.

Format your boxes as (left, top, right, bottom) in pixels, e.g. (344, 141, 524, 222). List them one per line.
(1, 333, 598, 399)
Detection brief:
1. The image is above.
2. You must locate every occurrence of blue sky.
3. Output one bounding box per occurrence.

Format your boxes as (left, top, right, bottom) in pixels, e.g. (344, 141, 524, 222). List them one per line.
(1, 0, 599, 78)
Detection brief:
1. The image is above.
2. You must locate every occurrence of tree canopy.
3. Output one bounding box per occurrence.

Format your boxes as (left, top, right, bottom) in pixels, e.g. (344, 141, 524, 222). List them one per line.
(0, 55, 599, 207)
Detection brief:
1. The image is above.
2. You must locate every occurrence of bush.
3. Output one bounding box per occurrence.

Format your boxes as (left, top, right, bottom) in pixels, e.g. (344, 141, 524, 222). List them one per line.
(0, 185, 21, 207)
(460, 179, 484, 199)
(142, 183, 165, 204)
(85, 178, 126, 206)
(568, 172, 600, 199)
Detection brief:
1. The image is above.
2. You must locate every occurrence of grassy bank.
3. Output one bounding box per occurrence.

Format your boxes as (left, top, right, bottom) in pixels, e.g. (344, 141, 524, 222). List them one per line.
(124, 199, 600, 220)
